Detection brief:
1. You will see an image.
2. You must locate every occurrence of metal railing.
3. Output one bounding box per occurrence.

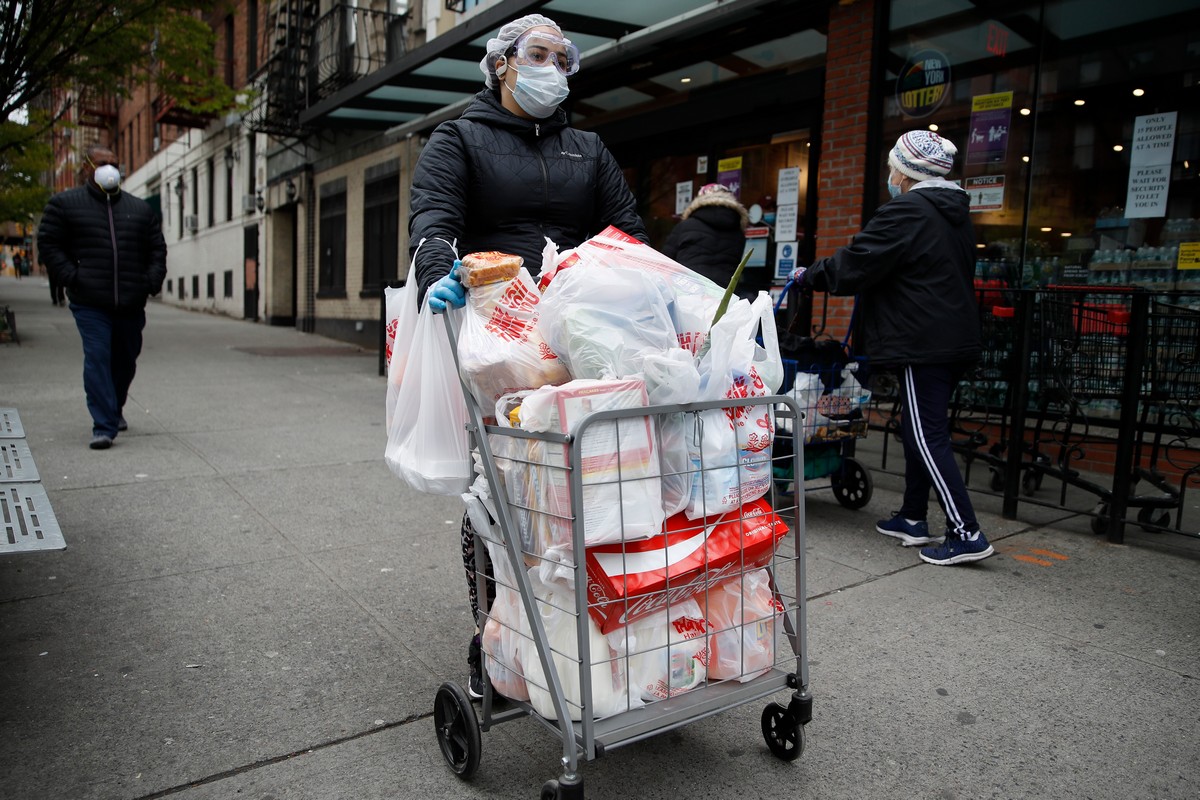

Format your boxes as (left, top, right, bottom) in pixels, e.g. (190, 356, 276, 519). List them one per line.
(309, 4, 406, 100)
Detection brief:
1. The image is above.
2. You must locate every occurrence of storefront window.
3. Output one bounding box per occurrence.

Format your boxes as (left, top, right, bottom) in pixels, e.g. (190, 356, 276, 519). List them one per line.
(883, 0, 1200, 290)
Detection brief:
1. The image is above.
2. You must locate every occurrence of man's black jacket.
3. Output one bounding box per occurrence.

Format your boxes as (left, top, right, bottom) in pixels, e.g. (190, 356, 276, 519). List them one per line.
(38, 184, 168, 312)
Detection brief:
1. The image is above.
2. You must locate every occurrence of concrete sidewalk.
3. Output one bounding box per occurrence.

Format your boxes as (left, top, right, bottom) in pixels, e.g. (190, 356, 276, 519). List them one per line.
(1, 274, 1197, 800)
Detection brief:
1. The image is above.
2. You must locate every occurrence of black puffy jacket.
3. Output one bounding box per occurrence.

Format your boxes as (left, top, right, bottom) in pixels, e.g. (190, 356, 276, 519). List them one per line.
(662, 194, 747, 290)
(804, 184, 980, 368)
(408, 90, 647, 297)
(38, 184, 167, 312)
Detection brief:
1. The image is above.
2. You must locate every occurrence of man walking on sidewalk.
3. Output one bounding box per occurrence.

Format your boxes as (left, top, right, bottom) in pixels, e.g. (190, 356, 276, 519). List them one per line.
(37, 145, 167, 450)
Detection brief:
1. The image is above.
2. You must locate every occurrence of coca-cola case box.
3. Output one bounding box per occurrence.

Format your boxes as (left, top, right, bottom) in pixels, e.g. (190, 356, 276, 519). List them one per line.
(583, 498, 789, 634)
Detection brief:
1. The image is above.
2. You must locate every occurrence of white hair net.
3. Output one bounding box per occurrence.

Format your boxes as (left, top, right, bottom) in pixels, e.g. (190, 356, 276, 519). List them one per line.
(478, 13, 564, 88)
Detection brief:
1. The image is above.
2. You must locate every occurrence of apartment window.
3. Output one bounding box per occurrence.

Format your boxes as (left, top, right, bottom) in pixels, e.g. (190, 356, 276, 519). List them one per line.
(247, 0, 258, 75)
(318, 184, 347, 296)
(190, 166, 198, 234)
(192, 274, 200, 299)
(178, 278, 185, 299)
(206, 156, 215, 227)
(166, 279, 173, 295)
(224, 16, 235, 86)
(361, 164, 399, 296)
(226, 148, 235, 222)
(207, 273, 215, 298)
(224, 270, 234, 298)
(246, 134, 257, 201)
(177, 175, 185, 241)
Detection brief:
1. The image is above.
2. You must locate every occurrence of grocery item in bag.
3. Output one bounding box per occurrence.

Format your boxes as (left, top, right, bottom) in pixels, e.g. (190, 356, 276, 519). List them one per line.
(538, 264, 678, 381)
(456, 265, 569, 413)
(607, 598, 710, 702)
(583, 498, 789, 634)
(459, 251, 524, 287)
(705, 568, 783, 682)
(517, 379, 664, 563)
(480, 540, 532, 701)
(544, 226, 725, 355)
(521, 579, 638, 721)
(685, 293, 784, 519)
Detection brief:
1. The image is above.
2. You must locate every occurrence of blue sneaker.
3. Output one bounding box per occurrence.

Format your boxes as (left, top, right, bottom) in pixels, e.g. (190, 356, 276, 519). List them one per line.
(875, 514, 943, 546)
(919, 533, 995, 565)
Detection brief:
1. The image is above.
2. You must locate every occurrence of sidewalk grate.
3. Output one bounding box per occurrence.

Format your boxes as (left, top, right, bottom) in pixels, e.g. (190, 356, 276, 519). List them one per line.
(0, 440, 39, 482)
(1, 483, 66, 553)
(0, 408, 24, 438)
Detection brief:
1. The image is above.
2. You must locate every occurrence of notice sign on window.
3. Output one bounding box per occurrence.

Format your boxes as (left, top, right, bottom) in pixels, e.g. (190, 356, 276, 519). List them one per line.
(675, 181, 693, 215)
(1178, 242, 1200, 271)
(1125, 111, 1177, 219)
(777, 166, 800, 206)
(964, 175, 1004, 212)
(966, 92, 1012, 165)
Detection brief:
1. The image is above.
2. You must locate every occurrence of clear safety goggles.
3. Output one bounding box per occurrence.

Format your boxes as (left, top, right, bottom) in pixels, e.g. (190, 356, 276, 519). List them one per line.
(510, 31, 580, 77)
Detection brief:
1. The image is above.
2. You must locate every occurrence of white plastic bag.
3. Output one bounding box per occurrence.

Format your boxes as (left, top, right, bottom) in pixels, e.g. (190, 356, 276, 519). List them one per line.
(686, 293, 784, 519)
(642, 349, 701, 517)
(457, 268, 569, 413)
(383, 297, 472, 495)
(538, 264, 679, 380)
(521, 578, 638, 721)
(607, 598, 710, 703)
(384, 241, 439, 430)
(706, 568, 782, 682)
(479, 538, 532, 702)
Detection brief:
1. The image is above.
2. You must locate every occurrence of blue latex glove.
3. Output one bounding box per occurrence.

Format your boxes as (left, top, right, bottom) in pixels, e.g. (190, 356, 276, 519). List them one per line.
(428, 260, 466, 312)
(789, 266, 808, 287)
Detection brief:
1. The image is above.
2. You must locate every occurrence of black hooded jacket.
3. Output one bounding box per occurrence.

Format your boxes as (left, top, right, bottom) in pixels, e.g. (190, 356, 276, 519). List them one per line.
(804, 185, 980, 368)
(662, 194, 747, 289)
(408, 90, 647, 297)
(38, 184, 167, 312)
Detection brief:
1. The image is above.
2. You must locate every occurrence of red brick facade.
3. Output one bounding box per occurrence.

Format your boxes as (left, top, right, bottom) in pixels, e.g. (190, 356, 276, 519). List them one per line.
(817, 0, 875, 342)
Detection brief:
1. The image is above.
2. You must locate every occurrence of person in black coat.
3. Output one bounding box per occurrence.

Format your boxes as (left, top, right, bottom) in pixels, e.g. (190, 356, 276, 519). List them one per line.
(798, 130, 992, 567)
(37, 144, 167, 450)
(409, 13, 647, 309)
(406, 13, 647, 698)
(663, 183, 749, 294)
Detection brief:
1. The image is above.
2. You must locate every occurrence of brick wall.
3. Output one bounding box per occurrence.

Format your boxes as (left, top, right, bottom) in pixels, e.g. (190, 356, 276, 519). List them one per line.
(816, 0, 875, 343)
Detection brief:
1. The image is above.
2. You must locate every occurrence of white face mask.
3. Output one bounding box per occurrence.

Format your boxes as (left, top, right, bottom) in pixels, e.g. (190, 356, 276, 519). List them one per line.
(94, 164, 121, 193)
(511, 63, 569, 119)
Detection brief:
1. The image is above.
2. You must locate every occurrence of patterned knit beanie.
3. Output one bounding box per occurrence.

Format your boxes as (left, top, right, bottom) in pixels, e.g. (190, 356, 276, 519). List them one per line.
(888, 130, 958, 181)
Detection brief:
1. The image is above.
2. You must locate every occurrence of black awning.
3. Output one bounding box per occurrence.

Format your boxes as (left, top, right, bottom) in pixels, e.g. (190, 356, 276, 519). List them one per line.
(298, 0, 812, 133)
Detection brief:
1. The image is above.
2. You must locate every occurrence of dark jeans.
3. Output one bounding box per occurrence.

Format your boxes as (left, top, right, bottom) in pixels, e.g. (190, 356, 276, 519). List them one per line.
(69, 304, 146, 437)
(897, 362, 980, 539)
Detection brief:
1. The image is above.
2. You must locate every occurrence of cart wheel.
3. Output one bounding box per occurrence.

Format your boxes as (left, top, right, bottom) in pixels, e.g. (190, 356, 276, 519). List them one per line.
(1021, 470, 1042, 497)
(988, 469, 1004, 492)
(1137, 506, 1170, 533)
(540, 779, 559, 800)
(830, 457, 872, 509)
(433, 682, 481, 779)
(1090, 504, 1109, 536)
(761, 702, 804, 761)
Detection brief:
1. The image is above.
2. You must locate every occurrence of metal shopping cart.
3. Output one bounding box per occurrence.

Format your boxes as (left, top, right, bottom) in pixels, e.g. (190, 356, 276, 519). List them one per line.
(434, 315, 812, 799)
(771, 279, 873, 509)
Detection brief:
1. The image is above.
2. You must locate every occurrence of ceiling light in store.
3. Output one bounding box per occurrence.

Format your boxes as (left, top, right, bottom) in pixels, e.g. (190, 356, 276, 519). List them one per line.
(1113, 145, 1124, 152)
(976, 243, 986, 249)
(1074, 99, 1086, 106)
(1019, 107, 1031, 116)
(1022, 155, 1030, 162)
(1061, 232, 1072, 238)
(1132, 88, 1145, 97)
(1041, 227, 1053, 232)
(928, 123, 939, 131)
(680, 77, 692, 84)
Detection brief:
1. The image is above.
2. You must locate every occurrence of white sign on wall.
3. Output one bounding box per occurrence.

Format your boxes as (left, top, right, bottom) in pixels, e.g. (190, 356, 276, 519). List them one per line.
(775, 204, 798, 241)
(675, 181, 693, 215)
(1125, 111, 1177, 219)
(776, 167, 800, 206)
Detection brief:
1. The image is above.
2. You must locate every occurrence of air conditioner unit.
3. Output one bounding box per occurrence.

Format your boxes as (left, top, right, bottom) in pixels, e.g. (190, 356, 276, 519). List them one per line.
(242, 194, 258, 212)
(184, 215, 199, 233)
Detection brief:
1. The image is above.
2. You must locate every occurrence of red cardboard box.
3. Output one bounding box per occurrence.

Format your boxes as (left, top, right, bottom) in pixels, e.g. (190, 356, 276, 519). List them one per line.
(583, 499, 789, 634)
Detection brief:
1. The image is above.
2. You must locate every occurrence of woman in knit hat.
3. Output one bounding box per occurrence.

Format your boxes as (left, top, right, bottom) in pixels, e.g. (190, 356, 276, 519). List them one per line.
(797, 130, 992, 566)
(663, 183, 750, 295)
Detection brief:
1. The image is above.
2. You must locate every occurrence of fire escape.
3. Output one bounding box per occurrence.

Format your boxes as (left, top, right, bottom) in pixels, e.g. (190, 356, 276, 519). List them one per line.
(246, 1, 407, 138)
(246, 0, 320, 138)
